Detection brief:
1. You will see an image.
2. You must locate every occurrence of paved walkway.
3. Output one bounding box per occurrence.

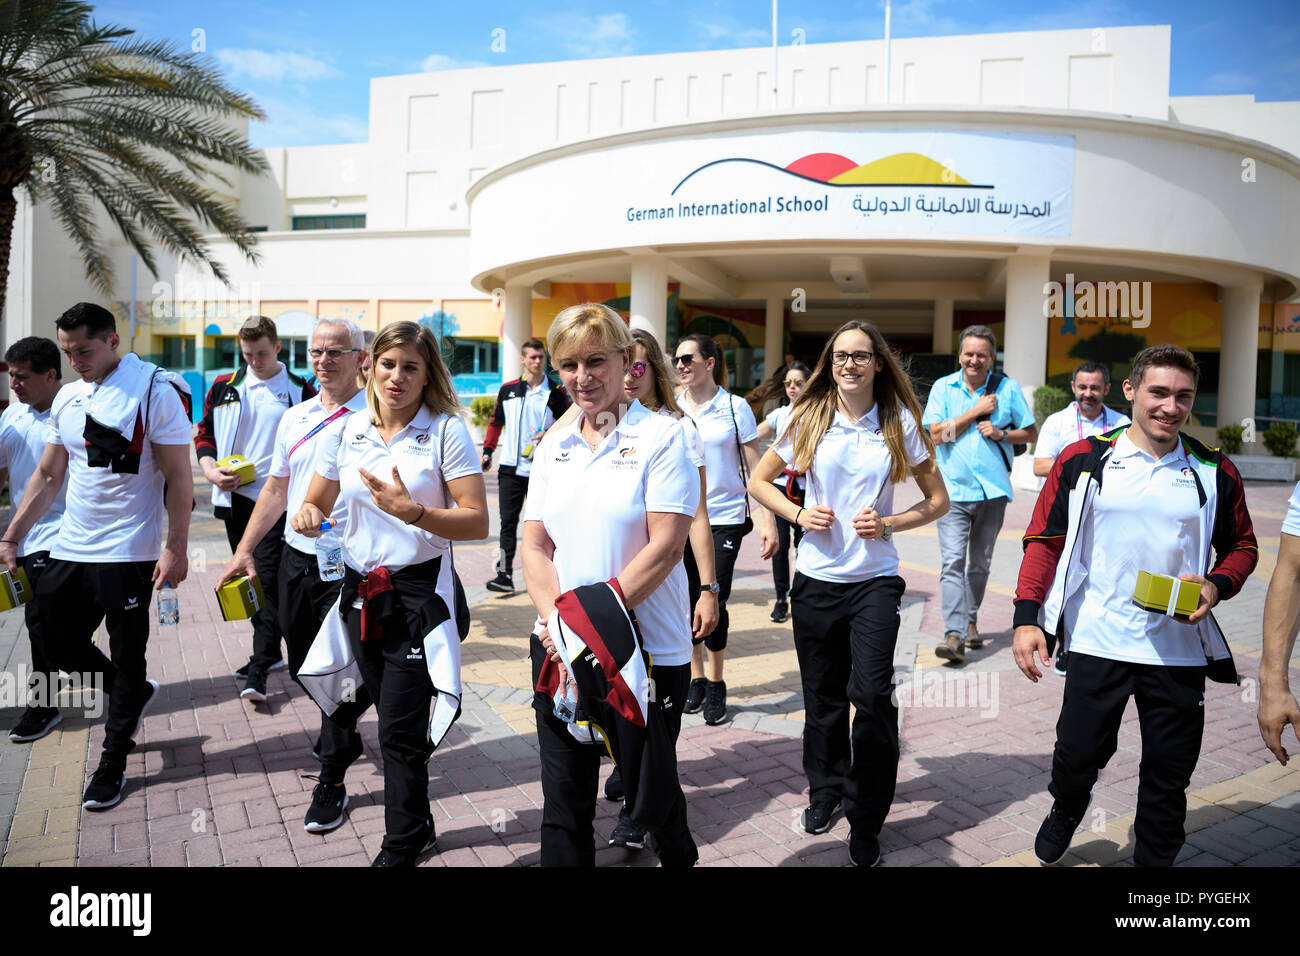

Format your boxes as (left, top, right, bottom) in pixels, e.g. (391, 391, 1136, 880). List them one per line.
(0, 464, 1296, 867)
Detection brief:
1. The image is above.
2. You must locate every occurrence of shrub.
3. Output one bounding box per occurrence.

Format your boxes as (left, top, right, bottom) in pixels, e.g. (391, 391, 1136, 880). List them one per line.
(1216, 424, 1244, 455)
(470, 396, 495, 429)
(1033, 385, 1070, 432)
(1262, 422, 1299, 458)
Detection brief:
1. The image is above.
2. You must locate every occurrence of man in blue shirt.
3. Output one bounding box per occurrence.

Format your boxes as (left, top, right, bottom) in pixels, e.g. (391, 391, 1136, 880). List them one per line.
(922, 325, 1037, 662)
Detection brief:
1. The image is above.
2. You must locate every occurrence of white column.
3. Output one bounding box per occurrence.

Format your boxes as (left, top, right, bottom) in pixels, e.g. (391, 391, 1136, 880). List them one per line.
(1219, 281, 1262, 437)
(932, 298, 954, 353)
(501, 281, 532, 383)
(629, 257, 668, 345)
(764, 296, 784, 380)
(1003, 253, 1051, 397)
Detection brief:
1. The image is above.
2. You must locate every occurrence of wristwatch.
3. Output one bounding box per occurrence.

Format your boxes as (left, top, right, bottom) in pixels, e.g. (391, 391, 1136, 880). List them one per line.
(700, 582, 720, 595)
(881, 517, 894, 540)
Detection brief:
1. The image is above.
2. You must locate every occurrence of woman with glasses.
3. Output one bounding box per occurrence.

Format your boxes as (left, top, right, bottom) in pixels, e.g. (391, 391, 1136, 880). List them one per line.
(673, 334, 775, 726)
(521, 303, 700, 866)
(290, 321, 489, 866)
(748, 321, 949, 866)
(754, 360, 812, 623)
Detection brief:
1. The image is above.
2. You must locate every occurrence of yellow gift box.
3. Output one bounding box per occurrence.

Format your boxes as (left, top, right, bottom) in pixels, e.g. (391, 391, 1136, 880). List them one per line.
(217, 454, 256, 487)
(1132, 571, 1200, 621)
(0, 566, 33, 611)
(217, 575, 266, 622)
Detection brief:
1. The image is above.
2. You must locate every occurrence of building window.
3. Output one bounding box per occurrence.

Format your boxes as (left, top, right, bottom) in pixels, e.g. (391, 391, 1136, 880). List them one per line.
(161, 336, 195, 370)
(291, 214, 366, 230)
(443, 339, 498, 376)
(213, 336, 239, 370)
(278, 338, 310, 373)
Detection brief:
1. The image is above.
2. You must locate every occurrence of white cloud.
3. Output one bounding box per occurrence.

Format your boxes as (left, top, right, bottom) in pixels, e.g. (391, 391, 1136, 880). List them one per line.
(537, 12, 637, 58)
(419, 53, 490, 72)
(215, 48, 337, 82)
(248, 94, 368, 148)
(1205, 71, 1258, 93)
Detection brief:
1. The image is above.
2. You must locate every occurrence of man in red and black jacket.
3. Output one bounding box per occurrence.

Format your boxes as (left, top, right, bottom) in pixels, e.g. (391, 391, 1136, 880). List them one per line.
(1012, 345, 1257, 867)
(194, 316, 315, 696)
(481, 339, 570, 593)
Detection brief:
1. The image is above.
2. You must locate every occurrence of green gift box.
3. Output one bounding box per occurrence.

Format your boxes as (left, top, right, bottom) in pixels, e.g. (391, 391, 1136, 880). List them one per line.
(1132, 571, 1200, 621)
(217, 575, 266, 621)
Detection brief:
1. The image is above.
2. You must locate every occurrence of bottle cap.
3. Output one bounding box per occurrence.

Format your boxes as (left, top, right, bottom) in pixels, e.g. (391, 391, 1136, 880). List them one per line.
(319, 520, 333, 531)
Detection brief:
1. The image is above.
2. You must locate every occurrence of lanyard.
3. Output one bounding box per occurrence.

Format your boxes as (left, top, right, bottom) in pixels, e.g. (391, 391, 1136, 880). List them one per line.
(1075, 403, 1107, 440)
(289, 406, 349, 460)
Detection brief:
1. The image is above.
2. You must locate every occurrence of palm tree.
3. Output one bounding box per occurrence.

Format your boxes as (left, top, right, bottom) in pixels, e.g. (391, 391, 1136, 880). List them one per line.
(0, 0, 268, 324)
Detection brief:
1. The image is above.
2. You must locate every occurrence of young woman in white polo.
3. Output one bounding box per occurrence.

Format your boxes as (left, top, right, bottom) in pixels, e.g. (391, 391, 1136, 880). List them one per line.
(673, 333, 774, 726)
(749, 320, 949, 867)
(521, 303, 700, 867)
(755, 359, 811, 623)
(290, 321, 489, 867)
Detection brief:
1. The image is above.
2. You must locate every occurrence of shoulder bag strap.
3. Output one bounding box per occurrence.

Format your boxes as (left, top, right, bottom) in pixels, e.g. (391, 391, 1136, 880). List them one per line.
(727, 392, 751, 519)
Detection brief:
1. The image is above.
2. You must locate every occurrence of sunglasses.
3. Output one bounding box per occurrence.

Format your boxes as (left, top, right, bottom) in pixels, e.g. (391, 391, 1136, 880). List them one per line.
(625, 362, 648, 379)
(673, 354, 699, 367)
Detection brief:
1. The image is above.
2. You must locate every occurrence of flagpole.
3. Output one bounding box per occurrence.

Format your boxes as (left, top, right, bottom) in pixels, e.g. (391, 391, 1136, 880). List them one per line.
(771, 0, 779, 109)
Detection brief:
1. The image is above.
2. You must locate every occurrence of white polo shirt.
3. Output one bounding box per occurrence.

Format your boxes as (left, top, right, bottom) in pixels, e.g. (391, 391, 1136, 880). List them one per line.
(524, 400, 700, 666)
(1036, 402, 1129, 463)
(765, 405, 794, 488)
(315, 405, 479, 573)
(676, 387, 757, 527)
(1066, 430, 1208, 666)
(233, 364, 296, 500)
(46, 374, 192, 563)
(270, 391, 368, 555)
(661, 407, 704, 468)
(774, 404, 929, 583)
(1282, 482, 1300, 538)
(0, 401, 66, 556)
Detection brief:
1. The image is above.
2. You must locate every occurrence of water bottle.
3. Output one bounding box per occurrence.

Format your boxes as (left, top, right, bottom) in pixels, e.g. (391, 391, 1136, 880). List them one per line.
(316, 521, 344, 582)
(157, 583, 179, 625)
(553, 679, 578, 724)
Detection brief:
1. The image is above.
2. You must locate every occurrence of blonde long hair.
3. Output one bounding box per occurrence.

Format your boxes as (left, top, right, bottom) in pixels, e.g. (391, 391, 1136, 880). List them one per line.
(630, 329, 684, 416)
(787, 321, 935, 484)
(365, 321, 461, 424)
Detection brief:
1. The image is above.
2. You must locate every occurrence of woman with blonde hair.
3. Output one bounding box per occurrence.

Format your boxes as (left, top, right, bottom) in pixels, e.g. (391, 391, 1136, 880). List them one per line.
(291, 320, 489, 866)
(748, 320, 949, 866)
(521, 303, 700, 866)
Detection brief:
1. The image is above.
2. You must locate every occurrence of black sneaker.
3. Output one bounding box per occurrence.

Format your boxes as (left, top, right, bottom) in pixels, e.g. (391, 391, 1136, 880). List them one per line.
(604, 765, 625, 802)
(1034, 797, 1088, 865)
(801, 797, 842, 834)
(485, 572, 514, 593)
(609, 811, 646, 850)
(703, 680, 727, 725)
(240, 665, 268, 702)
(848, 830, 882, 866)
(82, 765, 126, 811)
(1054, 649, 1069, 677)
(303, 780, 349, 833)
(371, 820, 437, 867)
(130, 679, 160, 742)
(235, 658, 286, 680)
(770, 599, 789, 623)
(311, 736, 322, 761)
(8, 706, 61, 743)
(683, 678, 707, 715)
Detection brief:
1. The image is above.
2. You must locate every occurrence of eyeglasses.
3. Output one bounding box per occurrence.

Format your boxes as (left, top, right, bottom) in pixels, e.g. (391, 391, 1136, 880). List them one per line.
(625, 362, 648, 379)
(831, 351, 874, 367)
(309, 348, 362, 361)
(783, 379, 805, 388)
(673, 354, 699, 367)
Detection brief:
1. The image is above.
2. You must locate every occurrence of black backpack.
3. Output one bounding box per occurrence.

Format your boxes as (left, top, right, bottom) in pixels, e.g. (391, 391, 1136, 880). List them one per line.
(977, 371, 1026, 470)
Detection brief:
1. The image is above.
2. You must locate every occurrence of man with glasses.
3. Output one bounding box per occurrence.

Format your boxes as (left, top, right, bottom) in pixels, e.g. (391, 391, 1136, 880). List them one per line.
(216, 318, 372, 835)
(481, 339, 570, 593)
(922, 325, 1037, 663)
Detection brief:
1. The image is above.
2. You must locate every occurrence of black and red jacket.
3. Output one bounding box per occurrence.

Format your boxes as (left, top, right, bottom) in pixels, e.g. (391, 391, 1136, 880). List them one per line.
(1014, 427, 1257, 684)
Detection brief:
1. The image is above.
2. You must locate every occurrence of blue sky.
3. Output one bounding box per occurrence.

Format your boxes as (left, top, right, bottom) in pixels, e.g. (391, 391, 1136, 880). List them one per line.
(94, 0, 1300, 147)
